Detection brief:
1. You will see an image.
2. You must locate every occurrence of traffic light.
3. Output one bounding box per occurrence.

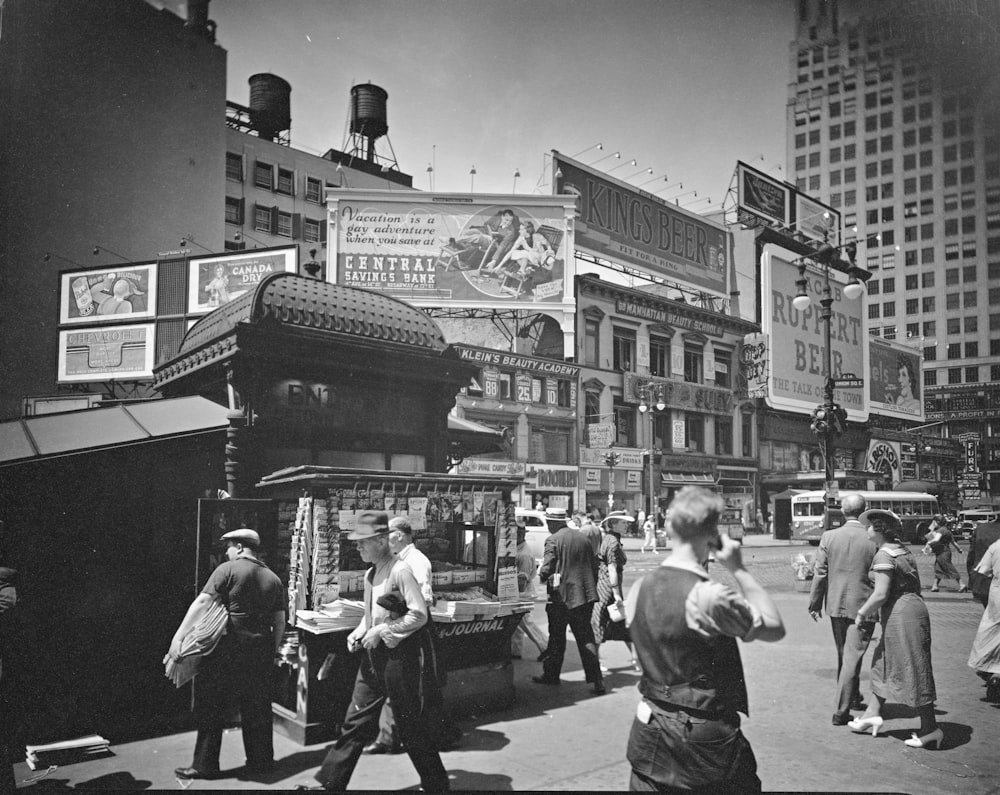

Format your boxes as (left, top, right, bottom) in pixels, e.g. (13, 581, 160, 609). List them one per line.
(830, 404, 848, 435)
(810, 405, 829, 436)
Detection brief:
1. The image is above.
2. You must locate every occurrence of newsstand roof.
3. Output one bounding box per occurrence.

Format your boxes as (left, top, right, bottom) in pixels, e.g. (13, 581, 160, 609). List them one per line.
(179, 272, 448, 356)
(155, 273, 452, 390)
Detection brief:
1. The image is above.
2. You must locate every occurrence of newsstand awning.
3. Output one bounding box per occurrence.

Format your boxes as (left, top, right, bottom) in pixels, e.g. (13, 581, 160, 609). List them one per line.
(0, 396, 230, 467)
(447, 413, 504, 457)
(661, 473, 717, 487)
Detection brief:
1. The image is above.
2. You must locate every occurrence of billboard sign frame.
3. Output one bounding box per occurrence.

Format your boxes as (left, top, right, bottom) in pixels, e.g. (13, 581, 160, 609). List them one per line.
(58, 263, 157, 325)
(57, 323, 156, 383)
(868, 335, 924, 422)
(736, 160, 790, 229)
(760, 244, 869, 421)
(552, 152, 730, 294)
(186, 245, 298, 315)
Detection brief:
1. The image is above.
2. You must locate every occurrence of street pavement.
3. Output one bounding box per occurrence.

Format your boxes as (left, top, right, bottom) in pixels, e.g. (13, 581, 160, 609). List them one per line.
(12, 536, 1000, 792)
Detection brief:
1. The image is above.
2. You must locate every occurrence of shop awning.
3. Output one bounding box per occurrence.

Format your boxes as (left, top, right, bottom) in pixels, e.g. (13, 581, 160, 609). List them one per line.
(0, 396, 230, 467)
(660, 473, 717, 487)
(447, 415, 501, 436)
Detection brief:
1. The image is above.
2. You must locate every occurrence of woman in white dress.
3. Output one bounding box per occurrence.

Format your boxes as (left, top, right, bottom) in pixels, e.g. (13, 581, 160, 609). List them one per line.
(968, 537, 1000, 702)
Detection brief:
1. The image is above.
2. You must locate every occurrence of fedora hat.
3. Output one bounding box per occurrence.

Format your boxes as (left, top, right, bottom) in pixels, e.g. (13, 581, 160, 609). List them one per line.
(347, 510, 390, 541)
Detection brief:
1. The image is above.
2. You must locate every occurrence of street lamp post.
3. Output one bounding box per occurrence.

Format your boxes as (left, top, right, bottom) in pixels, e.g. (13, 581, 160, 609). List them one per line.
(603, 451, 621, 514)
(638, 382, 667, 520)
(793, 237, 870, 529)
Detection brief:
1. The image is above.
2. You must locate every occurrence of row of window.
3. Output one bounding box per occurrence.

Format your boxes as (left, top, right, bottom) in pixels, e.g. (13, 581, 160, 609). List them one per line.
(224, 197, 326, 244)
(226, 152, 330, 205)
(923, 365, 1000, 386)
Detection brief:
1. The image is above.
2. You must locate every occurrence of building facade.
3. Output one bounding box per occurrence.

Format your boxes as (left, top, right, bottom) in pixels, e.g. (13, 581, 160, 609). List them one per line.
(787, 0, 1000, 503)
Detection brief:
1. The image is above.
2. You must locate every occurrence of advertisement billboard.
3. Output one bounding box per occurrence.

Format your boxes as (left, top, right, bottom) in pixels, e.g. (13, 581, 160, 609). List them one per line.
(57, 324, 155, 382)
(760, 244, 868, 420)
(552, 152, 729, 294)
(187, 246, 297, 314)
(868, 336, 924, 422)
(736, 161, 790, 229)
(58, 263, 157, 325)
(328, 192, 575, 310)
(793, 193, 840, 247)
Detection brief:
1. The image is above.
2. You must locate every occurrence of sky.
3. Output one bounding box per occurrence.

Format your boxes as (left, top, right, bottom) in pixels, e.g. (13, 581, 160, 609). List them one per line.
(192, 0, 795, 208)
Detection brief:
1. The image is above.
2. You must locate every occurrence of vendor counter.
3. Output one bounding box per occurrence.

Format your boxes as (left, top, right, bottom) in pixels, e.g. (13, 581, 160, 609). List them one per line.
(254, 466, 528, 745)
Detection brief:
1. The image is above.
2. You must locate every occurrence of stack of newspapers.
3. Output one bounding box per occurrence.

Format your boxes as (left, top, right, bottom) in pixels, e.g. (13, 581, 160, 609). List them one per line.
(296, 599, 364, 633)
(25, 735, 112, 769)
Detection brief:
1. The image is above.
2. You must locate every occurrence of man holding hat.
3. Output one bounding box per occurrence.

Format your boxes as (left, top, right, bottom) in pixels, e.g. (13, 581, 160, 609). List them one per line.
(171, 527, 285, 780)
(307, 511, 449, 792)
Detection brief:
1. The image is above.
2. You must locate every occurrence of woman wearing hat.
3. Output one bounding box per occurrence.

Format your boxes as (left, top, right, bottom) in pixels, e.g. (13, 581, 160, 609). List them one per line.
(848, 510, 943, 749)
(921, 514, 967, 593)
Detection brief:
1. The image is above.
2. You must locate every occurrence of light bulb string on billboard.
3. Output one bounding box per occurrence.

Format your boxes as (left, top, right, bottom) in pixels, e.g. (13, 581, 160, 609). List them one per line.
(792, 233, 871, 528)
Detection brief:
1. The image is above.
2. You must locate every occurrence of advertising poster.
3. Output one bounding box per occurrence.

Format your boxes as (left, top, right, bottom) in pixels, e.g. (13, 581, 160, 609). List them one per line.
(869, 336, 924, 422)
(57, 323, 155, 382)
(330, 193, 574, 308)
(793, 193, 840, 247)
(740, 333, 769, 398)
(736, 161, 790, 228)
(59, 263, 156, 324)
(553, 152, 729, 294)
(761, 245, 868, 421)
(187, 246, 297, 314)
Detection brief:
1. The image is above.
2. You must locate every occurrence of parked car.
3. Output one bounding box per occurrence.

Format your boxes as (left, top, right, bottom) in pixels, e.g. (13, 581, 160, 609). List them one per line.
(956, 508, 1000, 538)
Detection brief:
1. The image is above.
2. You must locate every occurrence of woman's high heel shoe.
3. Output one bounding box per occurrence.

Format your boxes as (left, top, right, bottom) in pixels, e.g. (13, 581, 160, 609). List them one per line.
(904, 727, 944, 749)
(847, 716, 884, 736)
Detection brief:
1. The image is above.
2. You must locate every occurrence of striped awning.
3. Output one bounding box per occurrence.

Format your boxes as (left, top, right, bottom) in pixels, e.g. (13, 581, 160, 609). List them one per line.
(660, 472, 716, 487)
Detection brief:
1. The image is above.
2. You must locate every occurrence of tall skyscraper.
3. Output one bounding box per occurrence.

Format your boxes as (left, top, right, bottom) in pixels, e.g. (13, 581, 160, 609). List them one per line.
(787, 0, 1000, 499)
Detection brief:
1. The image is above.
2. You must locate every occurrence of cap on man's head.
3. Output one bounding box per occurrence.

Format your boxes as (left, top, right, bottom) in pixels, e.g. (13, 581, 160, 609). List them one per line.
(220, 528, 260, 548)
(932, 514, 945, 523)
(544, 507, 568, 520)
(348, 510, 390, 541)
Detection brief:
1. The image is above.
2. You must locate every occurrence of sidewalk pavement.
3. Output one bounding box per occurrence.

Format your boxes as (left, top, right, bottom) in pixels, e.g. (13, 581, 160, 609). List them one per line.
(13, 555, 998, 792)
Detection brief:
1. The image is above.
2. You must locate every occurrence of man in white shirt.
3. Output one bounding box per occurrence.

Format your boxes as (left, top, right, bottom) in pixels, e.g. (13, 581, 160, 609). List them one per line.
(305, 512, 449, 791)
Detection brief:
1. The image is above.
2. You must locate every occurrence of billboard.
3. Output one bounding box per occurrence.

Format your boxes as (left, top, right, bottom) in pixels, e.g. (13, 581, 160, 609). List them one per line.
(187, 246, 297, 314)
(868, 336, 924, 422)
(794, 193, 840, 247)
(57, 324, 155, 382)
(58, 263, 156, 324)
(736, 161, 790, 229)
(552, 152, 729, 294)
(328, 192, 576, 309)
(760, 244, 868, 420)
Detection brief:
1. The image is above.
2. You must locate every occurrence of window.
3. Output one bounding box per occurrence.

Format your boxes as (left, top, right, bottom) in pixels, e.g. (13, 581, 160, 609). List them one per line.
(924, 345, 937, 361)
(226, 152, 243, 182)
(946, 268, 960, 285)
(966, 341, 979, 357)
(883, 301, 896, 318)
(585, 392, 601, 425)
(584, 319, 600, 367)
(844, 143, 856, 160)
(869, 304, 881, 319)
(254, 161, 273, 190)
(921, 247, 934, 264)
(254, 204, 272, 233)
(276, 167, 294, 196)
(650, 336, 670, 378)
(830, 147, 842, 163)
(613, 327, 636, 372)
(741, 413, 753, 458)
(684, 344, 704, 384)
(714, 349, 732, 389)
(715, 418, 733, 456)
(882, 253, 896, 269)
(920, 223, 936, 240)
(962, 240, 977, 259)
(921, 271, 934, 288)
(276, 211, 293, 238)
(947, 317, 961, 335)
(808, 151, 820, 168)
(947, 343, 961, 359)
(966, 316, 979, 333)
(993, 365, 1000, 381)
(945, 243, 960, 260)
(923, 320, 936, 337)
(809, 175, 820, 192)
(966, 366, 980, 383)
(906, 322, 919, 338)
(305, 177, 323, 203)
(905, 249, 918, 265)
(224, 196, 243, 225)
(868, 278, 880, 294)
(922, 296, 935, 313)
(945, 218, 959, 237)
(685, 415, 705, 453)
(906, 298, 919, 315)
(964, 290, 978, 308)
(303, 217, 321, 243)
(963, 265, 978, 282)
(614, 404, 637, 447)
(925, 370, 937, 386)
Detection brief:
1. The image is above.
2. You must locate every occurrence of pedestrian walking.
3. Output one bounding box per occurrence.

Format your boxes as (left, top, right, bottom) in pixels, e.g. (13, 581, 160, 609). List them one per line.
(169, 528, 285, 780)
(968, 519, 1000, 608)
(624, 486, 785, 792)
(849, 510, 943, 749)
(592, 516, 637, 673)
(533, 507, 604, 695)
(807, 493, 878, 724)
(302, 511, 449, 792)
(968, 533, 1000, 703)
(512, 522, 548, 660)
(922, 514, 967, 592)
(640, 514, 657, 554)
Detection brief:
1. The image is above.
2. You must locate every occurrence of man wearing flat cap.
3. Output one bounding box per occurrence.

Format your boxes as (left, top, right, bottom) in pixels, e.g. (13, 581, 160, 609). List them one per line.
(306, 511, 449, 792)
(170, 527, 285, 780)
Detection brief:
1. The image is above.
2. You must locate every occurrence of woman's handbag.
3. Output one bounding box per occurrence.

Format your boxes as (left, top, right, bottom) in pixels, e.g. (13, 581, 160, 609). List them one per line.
(607, 601, 625, 623)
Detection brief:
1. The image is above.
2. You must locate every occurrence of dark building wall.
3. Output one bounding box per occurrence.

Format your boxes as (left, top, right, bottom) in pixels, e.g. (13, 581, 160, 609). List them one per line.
(0, 0, 226, 417)
(0, 433, 226, 741)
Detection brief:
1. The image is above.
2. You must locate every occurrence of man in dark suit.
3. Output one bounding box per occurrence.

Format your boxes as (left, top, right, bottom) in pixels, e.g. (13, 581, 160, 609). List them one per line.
(968, 520, 1000, 608)
(808, 493, 877, 725)
(534, 508, 604, 695)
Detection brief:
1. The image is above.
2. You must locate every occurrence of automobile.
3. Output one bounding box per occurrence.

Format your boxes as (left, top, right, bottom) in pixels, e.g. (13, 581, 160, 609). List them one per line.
(956, 508, 1000, 538)
(515, 508, 553, 563)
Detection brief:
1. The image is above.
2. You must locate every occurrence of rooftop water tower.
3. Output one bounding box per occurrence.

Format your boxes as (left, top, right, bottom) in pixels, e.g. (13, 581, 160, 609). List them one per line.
(344, 82, 398, 170)
(248, 73, 291, 143)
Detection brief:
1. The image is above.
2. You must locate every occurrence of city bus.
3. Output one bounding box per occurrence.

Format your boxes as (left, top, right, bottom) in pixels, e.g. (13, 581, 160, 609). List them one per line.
(790, 490, 940, 545)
